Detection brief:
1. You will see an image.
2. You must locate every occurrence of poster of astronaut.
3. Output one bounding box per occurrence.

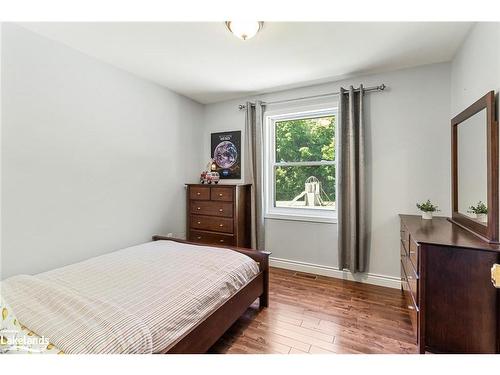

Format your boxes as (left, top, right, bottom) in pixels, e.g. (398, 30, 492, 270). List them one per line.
(210, 131, 241, 179)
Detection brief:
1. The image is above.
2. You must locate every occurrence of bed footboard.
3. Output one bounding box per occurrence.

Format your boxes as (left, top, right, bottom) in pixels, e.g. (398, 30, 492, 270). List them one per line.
(152, 235, 271, 353)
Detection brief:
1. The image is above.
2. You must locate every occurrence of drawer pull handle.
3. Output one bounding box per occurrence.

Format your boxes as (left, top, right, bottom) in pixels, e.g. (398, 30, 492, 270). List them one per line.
(219, 224, 223, 227)
(219, 239, 224, 243)
(219, 209, 223, 212)
(196, 192, 201, 196)
(197, 207, 201, 210)
(219, 193, 223, 197)
(197, 221, 201, 224)
(492, 264, 500, 288)
(408, 305, 415, 310)
(197, 236, 202, 240)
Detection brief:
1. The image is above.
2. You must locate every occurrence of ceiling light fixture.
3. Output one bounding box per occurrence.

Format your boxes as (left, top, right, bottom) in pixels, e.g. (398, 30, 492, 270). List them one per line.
(225, 21, 263, 41)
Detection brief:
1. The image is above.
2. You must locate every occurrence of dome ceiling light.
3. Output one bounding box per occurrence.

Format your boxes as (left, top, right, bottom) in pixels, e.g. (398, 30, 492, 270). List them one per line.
(225, 21, 263, 41)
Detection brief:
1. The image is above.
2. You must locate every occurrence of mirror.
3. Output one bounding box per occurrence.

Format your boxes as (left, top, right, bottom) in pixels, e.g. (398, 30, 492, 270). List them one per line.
(457, 109, 488, 225)
(451, 91, 498, 243)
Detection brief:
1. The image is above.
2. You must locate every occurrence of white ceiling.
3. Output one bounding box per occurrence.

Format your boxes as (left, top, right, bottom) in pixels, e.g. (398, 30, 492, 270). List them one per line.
(19, 22, 473, 104)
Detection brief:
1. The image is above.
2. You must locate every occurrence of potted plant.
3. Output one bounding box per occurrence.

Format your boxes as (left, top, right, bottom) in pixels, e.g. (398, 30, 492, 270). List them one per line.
(468, 201, 488, 223)
(416, 199, 439, 220)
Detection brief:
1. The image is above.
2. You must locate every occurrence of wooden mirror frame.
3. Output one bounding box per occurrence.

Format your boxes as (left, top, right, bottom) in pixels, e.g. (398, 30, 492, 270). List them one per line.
(450, 91, 498, 243)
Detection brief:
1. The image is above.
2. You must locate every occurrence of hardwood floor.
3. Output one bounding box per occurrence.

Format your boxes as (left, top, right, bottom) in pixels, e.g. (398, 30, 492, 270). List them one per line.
(209, 267, 417, 354)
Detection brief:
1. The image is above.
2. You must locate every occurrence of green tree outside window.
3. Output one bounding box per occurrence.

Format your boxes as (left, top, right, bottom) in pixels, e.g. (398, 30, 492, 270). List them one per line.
(274, 116, 335, 207)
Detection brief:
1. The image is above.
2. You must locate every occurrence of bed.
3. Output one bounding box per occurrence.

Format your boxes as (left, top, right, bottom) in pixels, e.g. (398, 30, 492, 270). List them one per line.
(0, 236, 270, 354)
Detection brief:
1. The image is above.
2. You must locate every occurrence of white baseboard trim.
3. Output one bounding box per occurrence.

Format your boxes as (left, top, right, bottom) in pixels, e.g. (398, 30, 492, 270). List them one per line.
(269, 257, 401, 289)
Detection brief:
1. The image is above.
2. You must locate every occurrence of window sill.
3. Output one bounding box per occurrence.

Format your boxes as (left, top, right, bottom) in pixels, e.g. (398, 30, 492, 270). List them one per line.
(265, 212, 338, 224)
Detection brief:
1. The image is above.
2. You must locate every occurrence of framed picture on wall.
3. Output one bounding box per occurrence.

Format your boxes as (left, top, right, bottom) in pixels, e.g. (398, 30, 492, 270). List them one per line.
(211, 131, 241, 179)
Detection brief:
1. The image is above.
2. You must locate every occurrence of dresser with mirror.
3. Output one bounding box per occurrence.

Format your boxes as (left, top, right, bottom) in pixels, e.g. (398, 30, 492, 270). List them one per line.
(400, 91, 500, 354)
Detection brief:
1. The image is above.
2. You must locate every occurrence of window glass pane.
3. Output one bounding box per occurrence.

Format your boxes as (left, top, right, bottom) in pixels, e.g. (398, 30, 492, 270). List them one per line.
(275, 115, 335, 162)
(275, 165, 335, 210)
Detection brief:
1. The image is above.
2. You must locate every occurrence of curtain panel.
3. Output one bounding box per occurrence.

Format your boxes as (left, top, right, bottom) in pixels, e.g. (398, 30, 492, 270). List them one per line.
(337, 85, 368, 273)
(244, 101, 266, 250)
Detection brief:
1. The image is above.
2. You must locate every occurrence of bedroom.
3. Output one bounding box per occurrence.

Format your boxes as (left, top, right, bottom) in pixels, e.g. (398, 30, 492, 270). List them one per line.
(1, 0, 500, 371)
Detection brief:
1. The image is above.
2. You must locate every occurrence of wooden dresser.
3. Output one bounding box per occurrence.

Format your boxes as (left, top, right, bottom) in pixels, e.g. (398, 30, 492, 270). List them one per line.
(400, 214, 500, 353)
(186, 184, 251, 247)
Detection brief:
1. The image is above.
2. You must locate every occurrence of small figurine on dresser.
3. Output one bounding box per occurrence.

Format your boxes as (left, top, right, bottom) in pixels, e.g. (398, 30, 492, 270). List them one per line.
(200, 159, 220, 184)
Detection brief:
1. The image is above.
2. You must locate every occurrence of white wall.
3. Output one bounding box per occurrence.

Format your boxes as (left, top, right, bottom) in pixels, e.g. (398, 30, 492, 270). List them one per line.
(203, 63, 452, 285)
(450, 22, 500, 232)
(451, 22, 500, 116)
(1, 24, 204, 279)
(2, 22, 474, 286)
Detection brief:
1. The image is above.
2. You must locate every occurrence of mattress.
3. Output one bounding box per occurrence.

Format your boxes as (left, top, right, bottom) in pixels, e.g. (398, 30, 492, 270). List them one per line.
(1, 240, 260, 354)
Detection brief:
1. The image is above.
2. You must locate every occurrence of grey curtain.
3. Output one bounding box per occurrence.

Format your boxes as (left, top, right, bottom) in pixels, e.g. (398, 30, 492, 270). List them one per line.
(245, 101, 266, 250)
(338, 85, 368, 273)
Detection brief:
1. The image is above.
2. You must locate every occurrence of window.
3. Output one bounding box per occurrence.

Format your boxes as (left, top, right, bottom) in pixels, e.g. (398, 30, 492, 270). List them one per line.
(265, 107, 337, 223)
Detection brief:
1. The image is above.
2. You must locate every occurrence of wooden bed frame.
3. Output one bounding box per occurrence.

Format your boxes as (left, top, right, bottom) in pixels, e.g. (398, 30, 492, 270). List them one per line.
(151, 235, 271, 354)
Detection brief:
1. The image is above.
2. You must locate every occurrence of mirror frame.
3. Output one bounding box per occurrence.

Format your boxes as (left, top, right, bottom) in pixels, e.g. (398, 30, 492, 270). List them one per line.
(451, 91, 498, 243)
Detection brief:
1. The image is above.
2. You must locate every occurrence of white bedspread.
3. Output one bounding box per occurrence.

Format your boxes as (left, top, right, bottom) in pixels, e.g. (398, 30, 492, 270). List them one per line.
(1, 240, 260, 354)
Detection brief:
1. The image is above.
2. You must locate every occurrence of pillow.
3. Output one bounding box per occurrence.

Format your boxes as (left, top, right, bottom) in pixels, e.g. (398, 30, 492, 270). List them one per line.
(0, 293, 57, 354)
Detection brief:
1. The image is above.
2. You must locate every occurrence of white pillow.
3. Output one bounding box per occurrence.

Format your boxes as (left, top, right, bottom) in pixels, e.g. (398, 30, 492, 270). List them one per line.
(1, 293, 52, 354)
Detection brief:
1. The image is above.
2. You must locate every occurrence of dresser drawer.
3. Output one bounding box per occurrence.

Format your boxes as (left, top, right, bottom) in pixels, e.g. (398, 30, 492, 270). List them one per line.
(400, 222, 409, 241)
(210, 187, 234, 202)
(405, 258, 418, 301)
(401, 257, 418, 307)
(189, 230, 235, 246)
(400, 240, 408, 258)
(190, 215, 234, 234)
(190, 201, 233, 217)
(401, 273, 419, 339)
(408, 235, 419, 272)
(400, 222, 410, 253)
(189, 186, 210, 200)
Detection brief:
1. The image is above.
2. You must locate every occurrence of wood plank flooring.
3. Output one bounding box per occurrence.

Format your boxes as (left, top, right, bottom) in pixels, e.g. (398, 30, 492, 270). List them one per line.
(209, 267, 417, 354)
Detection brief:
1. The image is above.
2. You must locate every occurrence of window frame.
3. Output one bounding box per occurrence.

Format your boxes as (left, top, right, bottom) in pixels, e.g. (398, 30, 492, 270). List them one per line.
(264, 106, 338, 224)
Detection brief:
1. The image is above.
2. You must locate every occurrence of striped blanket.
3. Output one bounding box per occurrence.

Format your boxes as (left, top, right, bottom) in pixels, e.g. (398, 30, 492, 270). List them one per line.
(1, 240, 260, 354)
